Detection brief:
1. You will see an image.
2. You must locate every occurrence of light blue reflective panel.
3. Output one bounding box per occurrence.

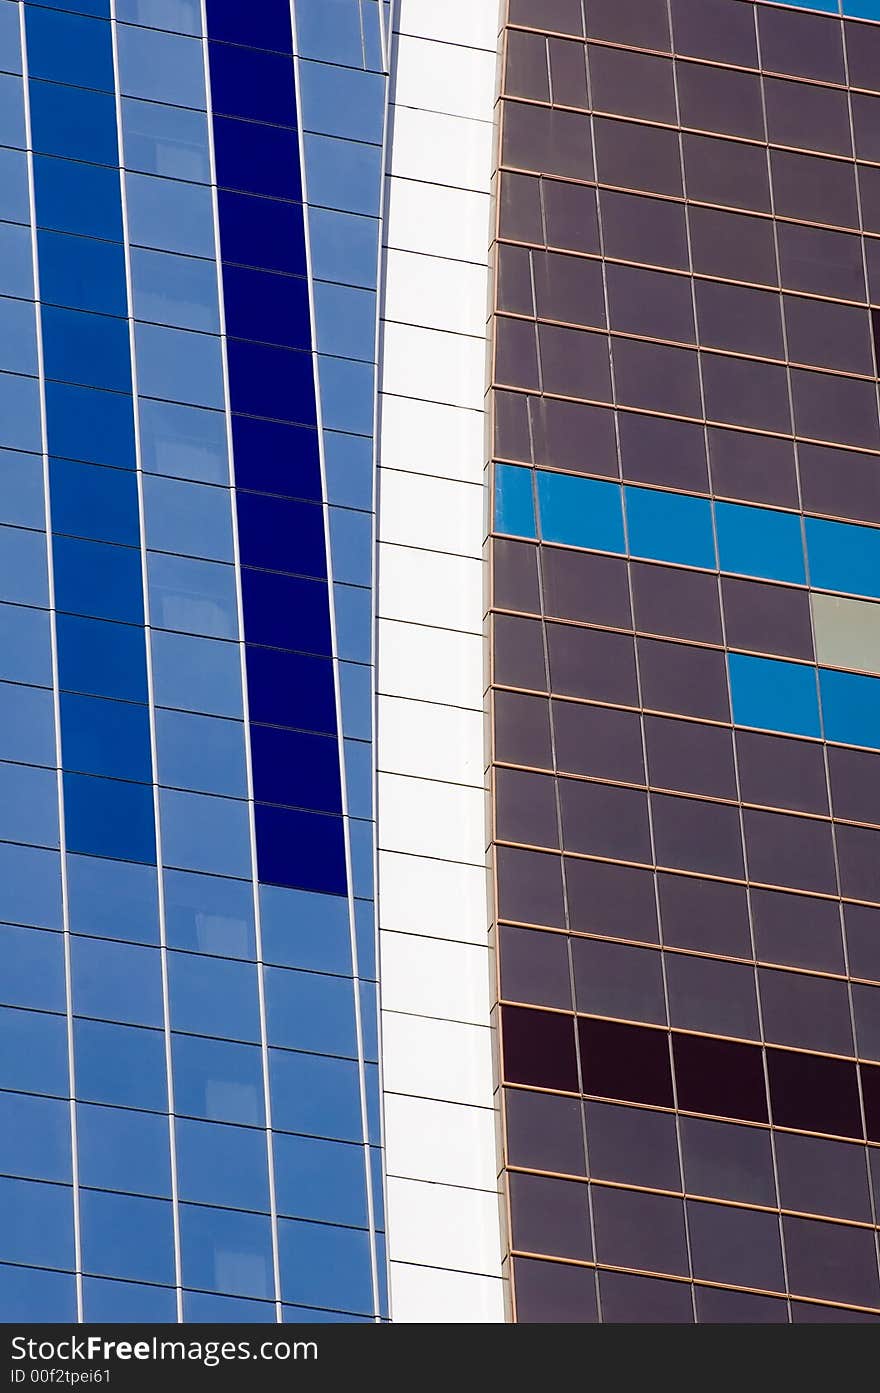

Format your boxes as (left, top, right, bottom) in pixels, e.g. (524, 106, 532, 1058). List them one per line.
(60, 690, 152, 783)
(0, 1175, 74, 1270)
(167, 950, 260, 1043)
(259, 884, 352, 975)
(299, 61, 385, 144)
(0, 843, 61, 931)
(495, 463, 537, 538)
(0, 924, 64, 1011)
(537, 471, 625, 551)
(82, 1276, 177, 1323)
(273, 1133, 368, 1227)
(0, 4, 21, 75)
(354, 897, 375, 981)
(24, 5, 114, 89)
(716, 501, 806, 584)
(163, 867, 255, 957)
(0, 523, 48, 610)
(77, 1103, 172, 1196)
(0, 222, 33, 299)
(314, 282, 376, 362)
(131, 246, 219, 333)
(0, 1263, 76, 1321)
(728, 653, 821, 739)
(324, 430, 373, 511)
(344, 737, 372, 822)
(125, 171, 215, 257)
(0, 372, 42, 453)
(172, 1033, 265, 1126)
(139, 398, 228, 484)
(0, 680, 55, 765)
(183, 1290, 276, 1322)
(54, 535, 143, 626)
(0, 147, 28, 224)
(117, 23, 205, 107)
(0, 1003, 67, 1095)
(295, 0, 365, 66)
(79, 1189, 175, 1285)
(121, 95, 210, 183)
(309, 208, 379, 291)
(0, 760, 58, 847)
(143, 474, 232, 561)
(28, 80, 118, 166)
(176, 1117, 270, 1211)
(806, 516, 880, 600)
(71, 937, 164, 1029)
(160, 787, 251, 878)
(37, 229, 127, 318)
(33, 155, 123, 242)
(45, 381, 136, 470)
(318, 355, 375, 435)
(349, 819, 373, 902)
(178, 1203, 274, 1299)
(67, 853, 160, 946)
(0, 450, 43, 530)
(820, 667, 880, 749)
(73, 1018, 167, 1111)
(333, 582, 371, 663)
(364, 1060, 381, 1141)
(117, 0, 202, 33)
(265, 966, 358, 1056)
(370, 1143, 384, 1221)
(0, 1091, 70, 1183)
(304, 134, 382, 217)
(339, 659, 370, 742)
(150, 630, 242, 717)
(155, 708, 247, 798)
(0, 72, 24, 150)
(268, 1047, 362, 1142)
(625, 485, 716, 568)
(363, 0, 383, 70)
(278, 1218, 373, 1315)
(0, 602, 52, 687)
(358, 978, 378, 1062)
(41, 306, 131, 394)
(148, 552, 238, 639)
(135, 322, 224, 410)
(63, 771, 156, 863)
(329, 505, 372, 586)
(0, 294, 37, 376)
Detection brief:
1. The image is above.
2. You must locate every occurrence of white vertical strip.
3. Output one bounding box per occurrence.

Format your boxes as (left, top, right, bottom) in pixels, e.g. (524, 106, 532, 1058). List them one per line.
(376, 0, 506, 1322)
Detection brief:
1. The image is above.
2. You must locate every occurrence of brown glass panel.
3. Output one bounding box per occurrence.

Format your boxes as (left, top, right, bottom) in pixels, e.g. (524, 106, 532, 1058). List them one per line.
(497, 846, 566, 928)
(858, 164, 880, 237)
(702, 353, 792, 435)
(861, 1061, 880, 1141)
(651, 793, 744, 879)
(549, 38, 589, 108)
(836, 821, 880, 904)
(708, 427, 799, 510)
(502, 1003, 579, 1091)
(666, 954, 760, 1041)
(689, 205, 777, 286)
(533, 250, 605, 326)
(777, 222, 865, 302)
(542, 548, 631, 626)
(784, 296, 874, 376)
(619, 413, 709, 493)
(559, 777, 652, 862)
(492, 538, 541, 613)
(502, 100, 594, 180)
(578, 1016, 674, 1108)
(599, 1270, 694, 1323)
(783, 1216, 880, 1309)
(508, 0, 584, 34)
(531, 396, 618, 474)
(613, 339, 702, 418)
(495, 314, 539, 390)
(565, 858, 660, 943)
(586, 0, 671, 50)
(496, 243, 534, 316)
(792, 1302, 880, 1324)
(495, 690, 553, 769)
(494, 389, 533, 463)
(631, 562, 722, 644)
(499, 171, 544, 245)
(683, 133, 771, 213)
(504, 1087, 587, 1175)
(542, 177, 600, 253)
(571, 938, 667, 1025)
(766, 1048, 862, 1138)
(680, 1114, 776, 1205)
(500, 924, 572, 1011)
(743, 807, 837, 896)
(493, 613, 546, 689)
(670, 0, 759, 67)
(547, 623, 638, 704)
(695, 280, 784, 359)
(752, 886, 845, 976)
(791, 369, 880, 450)
(764, 77, 852, 157)
(775, 1131, 873, 1224)
(509, 1172, 593, 1261)
(584, 1099, 682, 1189)
(757, 4, 846, 84)
(828, 745, 880, 824)
(799, 442, 880, 525)
(736, 729, 829, 816)
(606, 263, 696, 344)
(594, 117, 682, 197)
(599, 189, 689, 270)
(552, 700, 645, 784)
(758, 966, 854, 1056)
(721, 577, 814, 661)
(846, 904, 880, 985)
(539, 323, 612, 399)
(687, 1200, 785, 1293)
(638, 637, 730, 722)
(695, 1287, 788, 1323)
(658, 872, 752, 957)
(645, 714, 737, 800)
(495, 766, 560, 849)
(770, 149, 859, 230)
(505, 29, 550, 102)
(672, 1031, 768, 1123)
(588, 45, 677, 124)
(846, 15, 880, 93)
(678, 62, 764, 141)
(513, 1257, 598, 1324)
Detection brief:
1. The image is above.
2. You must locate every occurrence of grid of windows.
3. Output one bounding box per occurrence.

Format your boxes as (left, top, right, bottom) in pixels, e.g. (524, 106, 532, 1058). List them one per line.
(492, 0, 880, 1323)
(0, 0, 388, 1324)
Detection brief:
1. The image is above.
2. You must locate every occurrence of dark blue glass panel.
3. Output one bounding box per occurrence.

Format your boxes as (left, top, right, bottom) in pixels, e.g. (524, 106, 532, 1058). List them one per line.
(28, 80, 118, 166)
(213, 115, 301, 200)
(60, 692, 152, 784)
(38, 230, 128, 318)
(237, 492, 326, 578)
(208, 41, 296, 126)
(245, 646, 336, 733)
(53, 535, 144, 625)
(251, 725, 342, 813)
(45, 383, 136, 469)
(63, 771, 156, 863)
(56, 614, 148, 703)
(49, 458, 140, 547)
(33, 155, 123, 242)
(204, 0, 293, 52)
(73, 1018, 167, 1111)
(231, 416, 321, 500)
(217, 190, 307, 274)
(226, 341, 315, 424)
(223, 264, 310, 351)
(25, 6, 115, 91)
(254, 804, 347, 895)
(42, 307, 132, 394)
(240, 570, 331, 654)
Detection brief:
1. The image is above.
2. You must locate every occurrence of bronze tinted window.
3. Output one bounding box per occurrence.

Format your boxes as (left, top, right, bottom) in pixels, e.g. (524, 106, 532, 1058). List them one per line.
(630, 561, 722, 644)
(689, 205, 777, 286)
(677, 63, 764, 141)
(499, 924, 572, 1011)
(735, 729, 829, 816)
(670, 0, 758, 67)
(858, 165, 880, 237)
(505, 29, 549, 103)
(494, 690, 552, 769)
(688, 1200, 785, 1294)
(512, 1257, 597, 1323)
(757, 4, 845, 85)
(492, 537, 541, 613)
(619, 412, 709, 493)
(588, 45, 676, 124)
(783, 1216, 880, 1309)
(770, 149, 859, 229)
(644, 714, 737, 800)
(493, 613, 546, 689)
(759, 967, 854, 1056)
(708, 428, 799, 510)
(502, 100, 594, 180)
(495, 315, 539, 390)
(532, 250, 606, 326)
(502, 1003, 579, 1091)
(695, 280, 784, 359)
(498, 171, 544, 245)
(552, 700, 645, 783)
(509, 1173, 593, 1262)
(594, 118, 682, 197)
(572, 939, 667, 1026)
(767, 1047, 862, 1138)
(538, 323, 612, 399)
(578, 1016, 674, 1108)
(508, 0, 584, 33)
(783, 295, 874, 376)
(504, 1087, 586, 1175)
(542, 548, 632, 626)
(776, 221, 865, 302)
(696, 1288, 787, 1324)
(592, 1187, 689, 1277)
(599, 190, 689, 270)
(672, 1032, 768, 1123)
(702, 353, 792, 435)
(743, 808, 837, 896)
(775, 1131, 873, 1224)
(586, 0, 671, 50)
(543, 177, 600, 253)
(658, 872, 752, 957)
(846, 904, 880, 985)
(846, 16, 880, 93)
(531, 395, 617, 473)
(496, 243, 533, 316)
(638, 638, 730, 723)
(495, 767, 559, 849)
(558, 777, 652, 862)
(585, 1099, 682, 1189)
(494, 389, 532, 463)
(790, 369, 880, 451)
(680, 1115, 776, 1205)
(599, 1271, 694, 1324)
(651, 793, 744, 879)
(836, 822, 880, 904)
(683, 133, 771, 213)
(752, 887, 845, 976)
(665, 954, 760, 1040)
(800, 443, 880, 526)
(546, 623, 638, 704)
(549, 38, 589, 108)
(496, 846, 566, 928)
(613, 339, 702, 418)
(856, 983, 880, 1063)
(828, 744, 880, 825)
(565, 858, 660, 942)
(606, 263, 696, 343)
(721, 577, 814, 662)
(763, 77, 851, 157)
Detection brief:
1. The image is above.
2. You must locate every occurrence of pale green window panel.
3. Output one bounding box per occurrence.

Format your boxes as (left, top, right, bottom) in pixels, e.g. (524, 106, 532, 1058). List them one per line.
(812, 591, 880, 676)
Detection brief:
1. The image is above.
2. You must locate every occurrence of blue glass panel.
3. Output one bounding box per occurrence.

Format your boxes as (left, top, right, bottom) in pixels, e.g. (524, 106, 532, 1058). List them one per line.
(54, 535, 143, 625)
(237, 492, 326, 577)
(358, 979, 378, 1061)
(28, 80, 118, 166)
(343, 737, 371, 820)
(163, 867, 255, 956)
(63, 771, 156, 862)
(176, 1118, 270, 1210)
(25, 7, 115, 90)
(269, 1047, 362, 1142)
(80, 1189, 175, 1284)
(140, 398, 228, 484)
(38, 229, 127, 317)
(295, 0, 364, 66)
(250, 725, 342, 813)
(0, 72, 25, 149)
(50, 458, 140, 547)
(0, 843, 62, 931)
(144, 475, 233, 562)
(0, 223, 33, 300)
(31, 2, 111, 16)
(184, 1290, 276, 1321)
(339, 661, 371, 742)
(309, 208, 378, 291)
(0, 760, 58, 847)
(324, 431, 373, 511)
(0, 1176, 74, 1270)
(167, 950, 260, 1042)
(227, 340, 315, 423)
(317, 356, 374, 435)
(57, 613, 149, 704)
(122, 96, 211, 183)
(0, 1004, 68, 1096)
(83, 1276, 177, 1322)
(0, 4, 21, 74)
(0, 521, 48, 606)
(156, 708, 247, 798)
(0, 601, 52, 687)
(223, 264, 310, 351)
(71, 936, 163, 1027)
(845, 0, 880, 14)
(136, 321, 224, 410)
(314, 282, 376, 361)
(299, 62, 384, 144)
(0, 1091, 70, 1182)
(77, 1103, 172, 1196)
(172, 1033, 265, 1127)
(0, 147, 29, 225)
(203, 0, 292, 49)
(208, 41, 296, 125)
(278, 1218, 373, 1314)
(806, 516, 880, 600)
(148, 552, 238, 639)
(240, 571, 331, 653)
(246, 646, 336, 733)
(67, 853, 159, 945)
(217, 189, 307, 275)
(625, 486, 715, 568)
(151, 630, 242, 718)
(303, 134, 382, 217)
(0, 450, 43, 530)
(260, 884, 352, 974)
(74, 1017, 167, 1110)
(728, 653, 821, 739)
(45, 382, 135, 469)
(333, 582, 371, 663)
(354, 898, 376, 981)
(716, 501, 806, 584)
(117, 23, 206, 108)
(126, 171, 215, 258)
(274, 1133, 367, 1226)
(265, 965, 357, 1055)
(0, 1263, 76, 1321)
(214, 115, 300, 200)
(282, 1305, 372, 1323)
(178, 1202, 274, 1299)
(34, 155, 123, 241)
(495, 464, 537, 538)
(160, 787, 250, 878)
(131, 246, 220, 334)
(231, 415, 321, 500)
(0, 294, 37, 376)
(0, 924, 65, 1011)
(117, 0, 202, 32)
(820, 667, 880, 749)
(255, 805, 347, 896)
(61, 691, 152, 784)
(537, 470, 625, 551)
(42, 306, 131, 393)
(0, 680, 55, 766)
